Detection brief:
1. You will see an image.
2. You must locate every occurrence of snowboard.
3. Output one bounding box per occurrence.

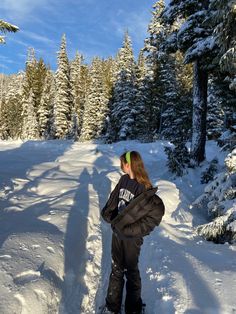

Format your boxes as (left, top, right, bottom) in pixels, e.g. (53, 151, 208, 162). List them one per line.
(98, 303, 146, 314)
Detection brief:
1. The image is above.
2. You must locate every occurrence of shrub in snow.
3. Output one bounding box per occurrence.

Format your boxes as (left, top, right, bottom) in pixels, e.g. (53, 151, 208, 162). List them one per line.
(164, 142, 191, 176)
(195, 149, 236, 243)
(217, 129, 236, 151)
(225, 149, 236, 173)
(201, 158, 218, 184)
(196, 208, 236, 243)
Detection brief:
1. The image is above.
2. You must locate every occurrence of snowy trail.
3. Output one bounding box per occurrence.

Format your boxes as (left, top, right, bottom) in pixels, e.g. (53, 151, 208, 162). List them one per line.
(0, 140, 236, 314)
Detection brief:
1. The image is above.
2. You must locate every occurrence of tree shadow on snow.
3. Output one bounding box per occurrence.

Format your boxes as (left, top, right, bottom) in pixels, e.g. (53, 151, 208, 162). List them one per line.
(141, 188, 236, 314)
(0, 140, 73, 250)
(0, 140, 72, 202)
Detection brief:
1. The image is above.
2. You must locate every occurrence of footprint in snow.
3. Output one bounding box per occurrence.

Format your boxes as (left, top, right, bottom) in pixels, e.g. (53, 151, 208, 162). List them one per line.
(19, 244, 29, 251)
(32, 244, 40, 250)
(0, 255, 12, 260)
(47, 246, 55, 254)
(14, 270, 41, 285)
(215, 278, 222, 285)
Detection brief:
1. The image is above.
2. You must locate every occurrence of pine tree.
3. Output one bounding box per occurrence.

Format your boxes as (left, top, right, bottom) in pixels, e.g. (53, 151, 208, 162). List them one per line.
(34, 58, 48, 120)
(38, 70, 55, 139)
(144, 1, 193, 145)
(54, 34, 73, 139)
(80, 57, 110, 141)
(133, 50, 150, 141)
(0, 72, 24, 139)
(0, 99, 9, 139)
(20, 49, 36, 139)
(196, 149, 236, 244)
(207, 75, 225, 139)
(210, 0, 236, 92)
(143, 0, 166, 140)
(161, 0, 215, 164)
(158, 52, 179, 140)
(100, 57, 115, 139)
(209, 0, 236, 147)
(70, 51, 84, 138)
(107, 32, 137, 142)
(21, 88, 39, 139)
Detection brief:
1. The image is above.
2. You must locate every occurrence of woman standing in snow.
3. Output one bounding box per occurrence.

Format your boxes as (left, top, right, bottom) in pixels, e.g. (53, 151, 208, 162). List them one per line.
(101, 151, 165, 314)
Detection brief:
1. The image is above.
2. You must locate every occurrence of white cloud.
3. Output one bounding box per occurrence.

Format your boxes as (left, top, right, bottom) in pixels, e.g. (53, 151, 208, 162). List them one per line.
(111, 10, 151, 45)
(9, 38, 30, 47)
(0, 63, 9, 70)
(22, 31, 54, 45)
(0, 55, 15, 64)
(0, 0, 54, 22)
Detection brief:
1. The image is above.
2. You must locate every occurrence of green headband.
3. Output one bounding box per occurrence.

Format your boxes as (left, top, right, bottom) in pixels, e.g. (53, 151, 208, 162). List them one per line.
(125, 151, 131, 165)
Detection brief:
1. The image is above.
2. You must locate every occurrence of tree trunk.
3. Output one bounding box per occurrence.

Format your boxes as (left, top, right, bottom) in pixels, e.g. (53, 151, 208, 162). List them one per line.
(191, 60, 208, 164)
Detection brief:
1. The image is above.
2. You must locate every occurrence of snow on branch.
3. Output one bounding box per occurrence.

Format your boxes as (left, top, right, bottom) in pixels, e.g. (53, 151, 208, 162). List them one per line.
(194, 149, 236, 243)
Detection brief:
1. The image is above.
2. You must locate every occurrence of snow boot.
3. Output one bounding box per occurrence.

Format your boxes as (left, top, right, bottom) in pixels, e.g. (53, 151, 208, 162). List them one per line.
(125, 303, 146, 314)
(98, 304, 120, 314)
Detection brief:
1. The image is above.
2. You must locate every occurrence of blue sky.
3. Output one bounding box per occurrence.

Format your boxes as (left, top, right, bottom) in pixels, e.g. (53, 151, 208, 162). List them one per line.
(0, 0, 161, 74)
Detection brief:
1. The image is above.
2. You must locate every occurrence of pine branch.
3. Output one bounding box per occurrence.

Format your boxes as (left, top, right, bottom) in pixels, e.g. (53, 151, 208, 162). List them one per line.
(0, 20, 19, 33)
(0, 36, 5, 43)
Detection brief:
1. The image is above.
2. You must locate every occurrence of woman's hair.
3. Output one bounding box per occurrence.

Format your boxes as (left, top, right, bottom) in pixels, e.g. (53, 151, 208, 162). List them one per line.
(120, 151, 153, 190)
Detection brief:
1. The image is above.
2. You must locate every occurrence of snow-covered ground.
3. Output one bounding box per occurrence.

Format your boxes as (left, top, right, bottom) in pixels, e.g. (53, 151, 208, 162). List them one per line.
(0, 139, 235, 314)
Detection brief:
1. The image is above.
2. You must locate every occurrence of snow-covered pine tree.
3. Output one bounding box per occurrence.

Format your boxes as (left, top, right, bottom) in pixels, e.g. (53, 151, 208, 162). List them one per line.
(209, 0, 236, 149)
(133, 49, 151, 141)
(143, 1, 192, 174)
(20, 48, 41, 139)
(201, 158, 218, 184)
(207, 75, 225, 139)
(70, 51, 84, 139)
(24, 49, 47, 113)
(0, 74, 11, 139)
(0, 98, 9, 139)
(6, 72, 24, 139)
(80, 57, 110, 141)
(210, 0, 236, 92)
(143, 1, 193, 143)
(54, 34, 73, 139)
(195, 148, 236, 244)
(143, 0, 166, 140)
(159, 52, 180, 141)
(174, 51, 193, 137)
(161, 0, 217, 164)
(0, 72, 24, 139)
(21, 88, 39, 139)
(33, 58, 48, 121)
(162, 54, 192, 176)
(38, 70, 55, 139)
(107, 31, 137, 142)
(100, 57, 115, 139)
(19, 48, 49, 139)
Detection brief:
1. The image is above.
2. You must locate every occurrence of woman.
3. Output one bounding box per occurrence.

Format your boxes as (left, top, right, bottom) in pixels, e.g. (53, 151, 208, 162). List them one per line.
(101, 151, 165, 314)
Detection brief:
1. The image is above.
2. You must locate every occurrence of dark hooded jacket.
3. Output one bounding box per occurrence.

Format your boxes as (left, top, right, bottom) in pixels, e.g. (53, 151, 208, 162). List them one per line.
(101, 186, 165, 238)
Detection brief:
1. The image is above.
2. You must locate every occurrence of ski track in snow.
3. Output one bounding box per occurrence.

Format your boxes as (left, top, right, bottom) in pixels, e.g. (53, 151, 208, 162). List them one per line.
(0, 140, 236, 314)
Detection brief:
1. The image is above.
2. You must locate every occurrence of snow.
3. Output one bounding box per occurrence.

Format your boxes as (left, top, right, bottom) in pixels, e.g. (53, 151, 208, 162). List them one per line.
(0, 139, 235, 314)
(185, 36, 216, 64)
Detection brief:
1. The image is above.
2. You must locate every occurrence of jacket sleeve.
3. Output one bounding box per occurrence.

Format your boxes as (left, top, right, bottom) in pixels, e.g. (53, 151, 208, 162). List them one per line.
(101, 178, 121, 223)
(115, 213, 162, 238)
(114, 197, 165, 238)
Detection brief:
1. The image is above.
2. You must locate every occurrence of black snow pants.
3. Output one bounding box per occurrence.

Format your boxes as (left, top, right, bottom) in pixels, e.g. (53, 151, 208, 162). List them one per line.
(106, 232, 143, 314)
